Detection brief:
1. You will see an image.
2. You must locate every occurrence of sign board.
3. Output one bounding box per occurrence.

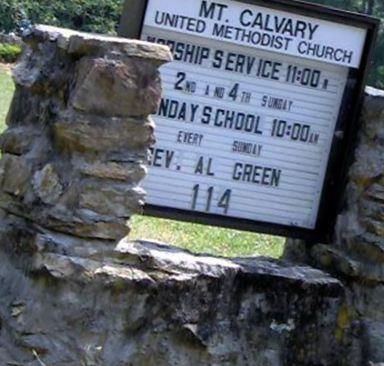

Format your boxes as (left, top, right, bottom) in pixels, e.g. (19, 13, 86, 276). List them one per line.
(119, 0, 378, 241)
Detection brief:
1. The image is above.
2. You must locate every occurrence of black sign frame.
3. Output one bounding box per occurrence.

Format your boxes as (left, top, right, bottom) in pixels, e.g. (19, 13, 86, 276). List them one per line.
(119, 0, 379, 242)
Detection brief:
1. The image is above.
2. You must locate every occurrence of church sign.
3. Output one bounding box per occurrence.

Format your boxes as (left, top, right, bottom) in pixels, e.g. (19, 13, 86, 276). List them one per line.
(119, 0, 378, 241)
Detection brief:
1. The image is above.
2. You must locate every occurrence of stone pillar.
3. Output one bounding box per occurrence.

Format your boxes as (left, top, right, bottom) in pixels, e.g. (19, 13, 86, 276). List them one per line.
(0, 25, 171, 240)
(285, 87, 384, 365)
(0, 25, 171, 364)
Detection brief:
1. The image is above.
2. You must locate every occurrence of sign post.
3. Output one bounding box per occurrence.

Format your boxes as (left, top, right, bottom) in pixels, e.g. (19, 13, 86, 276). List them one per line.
(119, 0, 378, 241)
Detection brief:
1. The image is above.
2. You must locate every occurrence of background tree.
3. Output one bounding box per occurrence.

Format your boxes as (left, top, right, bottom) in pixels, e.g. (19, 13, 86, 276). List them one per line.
(310, 0, 384, 88)
(0, 0, 124, 35)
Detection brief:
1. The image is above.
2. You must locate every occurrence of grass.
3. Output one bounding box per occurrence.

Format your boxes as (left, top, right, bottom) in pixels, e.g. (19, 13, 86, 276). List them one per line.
(0, 66, 14, 128)
(130, 216, 285, 258)
(0, 66, 285, 258)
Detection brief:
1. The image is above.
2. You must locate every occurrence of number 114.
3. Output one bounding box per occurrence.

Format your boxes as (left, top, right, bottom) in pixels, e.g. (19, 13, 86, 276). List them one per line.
(191, 185, 232, 214)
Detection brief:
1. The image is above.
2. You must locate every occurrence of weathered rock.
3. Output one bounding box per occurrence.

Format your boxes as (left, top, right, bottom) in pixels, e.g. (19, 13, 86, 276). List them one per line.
(45, 213, 130, 240)
(0, 126, 39, 155)
(71, 57, 162, 117)
(32, 164, 63, 204)
(54, 111, 155, 153)
(0, 25, 170, 241)
(350, 144, 384, 181)
(0, 32, 22, 45)
(365, 219, 384, 237)
(0, 217, 346, 366)
(285, 87, 384, 364)
(0, 24, 171, 269)
(347, 235, 384, 263)
(311, 244, 361, 278)
(361, 200, 384, 222)
(0, 24, 368, 366)
(78, 161, 147, 182)
(1, 154, 31, 197)
(365, 184, 384, 202)
(27, 25, 171, 63)
(79, 181, 145, 217)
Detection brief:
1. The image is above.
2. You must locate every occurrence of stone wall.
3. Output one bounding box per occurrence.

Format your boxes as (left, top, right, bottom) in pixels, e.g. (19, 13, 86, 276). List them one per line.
(0, 33, 22, 45)
(285, 87, 384, 366)
(0, 25, 382, 366)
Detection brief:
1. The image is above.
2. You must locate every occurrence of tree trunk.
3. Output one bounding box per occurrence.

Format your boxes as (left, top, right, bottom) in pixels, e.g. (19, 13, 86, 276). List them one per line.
(361, 0, 367, 13)
(367, 0, 374, 14)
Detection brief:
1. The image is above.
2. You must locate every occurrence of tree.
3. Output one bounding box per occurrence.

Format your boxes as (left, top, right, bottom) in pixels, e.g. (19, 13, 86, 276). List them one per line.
(308, 0, 384, 88)
(0, 0, 125, 35)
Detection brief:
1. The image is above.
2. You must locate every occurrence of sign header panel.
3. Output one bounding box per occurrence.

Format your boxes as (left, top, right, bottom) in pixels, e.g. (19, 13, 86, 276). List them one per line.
(119, 0, 378, 240)
(144, 0, 367, 68)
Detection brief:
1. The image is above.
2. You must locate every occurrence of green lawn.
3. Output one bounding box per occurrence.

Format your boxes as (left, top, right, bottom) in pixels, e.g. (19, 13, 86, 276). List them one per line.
(0, 67, 14, 129)
(0, 67, 285, 258)
(130, 216, 284, 258)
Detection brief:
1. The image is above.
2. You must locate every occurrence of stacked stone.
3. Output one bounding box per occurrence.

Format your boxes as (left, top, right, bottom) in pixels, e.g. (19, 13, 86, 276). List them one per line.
(286, 87, 384, 365)
(0, 25, 171, 240)
(0, 33, 22, 46)
(0, 25, 355, 366)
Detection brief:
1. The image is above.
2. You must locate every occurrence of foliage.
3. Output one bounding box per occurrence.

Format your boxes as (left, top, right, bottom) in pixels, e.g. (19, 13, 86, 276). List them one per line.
(0, 43, 21, 63)
(0, 0, 124, 35)
(308, 0, 384, 89)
